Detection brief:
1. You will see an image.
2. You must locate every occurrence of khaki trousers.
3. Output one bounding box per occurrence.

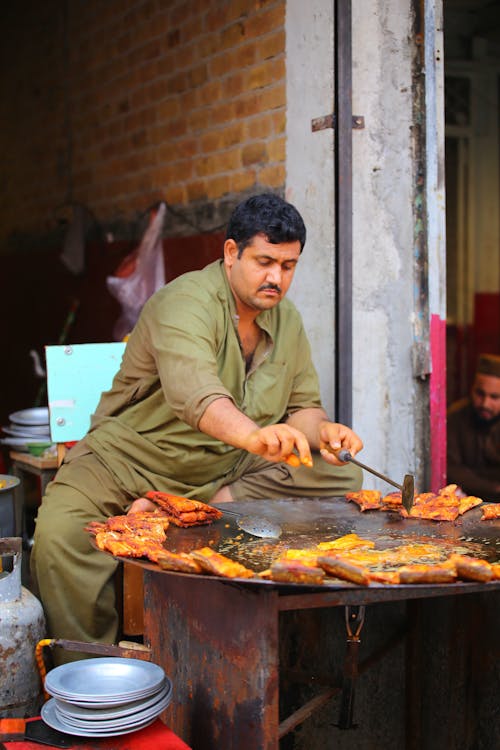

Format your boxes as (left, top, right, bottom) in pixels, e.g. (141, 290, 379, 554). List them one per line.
(30, 454, 132, 663)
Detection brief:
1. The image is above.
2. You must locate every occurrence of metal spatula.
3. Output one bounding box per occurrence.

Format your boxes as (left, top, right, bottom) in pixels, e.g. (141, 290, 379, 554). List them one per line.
(335, 449, 415, 513)
(214, 506, 282, 539)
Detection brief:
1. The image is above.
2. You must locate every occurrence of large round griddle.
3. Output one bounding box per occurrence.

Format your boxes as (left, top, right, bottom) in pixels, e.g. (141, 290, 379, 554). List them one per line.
(116, 497, 500, 598)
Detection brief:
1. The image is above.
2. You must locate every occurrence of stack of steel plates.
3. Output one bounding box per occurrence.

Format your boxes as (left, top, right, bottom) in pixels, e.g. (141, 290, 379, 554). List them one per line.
(41, 658, 172, 738)
(1, 407, 52, 452)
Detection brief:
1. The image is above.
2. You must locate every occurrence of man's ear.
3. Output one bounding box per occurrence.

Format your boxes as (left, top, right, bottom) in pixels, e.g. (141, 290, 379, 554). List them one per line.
(223, 238, 239, 267)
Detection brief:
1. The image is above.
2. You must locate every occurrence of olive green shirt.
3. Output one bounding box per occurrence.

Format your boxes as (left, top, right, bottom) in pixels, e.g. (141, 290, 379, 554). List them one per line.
(68, 260, 323, 499)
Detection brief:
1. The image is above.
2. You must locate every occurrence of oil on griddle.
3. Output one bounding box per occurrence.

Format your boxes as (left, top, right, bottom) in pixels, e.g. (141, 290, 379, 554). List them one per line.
(214, 497, 500, 573)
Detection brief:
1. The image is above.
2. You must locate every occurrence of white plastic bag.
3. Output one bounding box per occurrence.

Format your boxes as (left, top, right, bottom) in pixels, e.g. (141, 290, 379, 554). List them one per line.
(107, 203, 166, 340)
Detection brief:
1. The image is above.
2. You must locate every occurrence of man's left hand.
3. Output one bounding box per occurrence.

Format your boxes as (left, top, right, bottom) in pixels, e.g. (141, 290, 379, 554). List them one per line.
(318, 422, 363, 465)
(127, 497, 157, 514)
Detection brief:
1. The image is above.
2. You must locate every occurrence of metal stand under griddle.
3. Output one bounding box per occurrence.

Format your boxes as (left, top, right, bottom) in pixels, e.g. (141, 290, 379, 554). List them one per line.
(138, 498, 500, 750)
(143, 574, 499, 750)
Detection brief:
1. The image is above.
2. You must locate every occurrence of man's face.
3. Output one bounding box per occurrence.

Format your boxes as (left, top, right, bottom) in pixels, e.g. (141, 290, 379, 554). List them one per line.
(471, 372, 500, 422)
(223, 233, 301, 314)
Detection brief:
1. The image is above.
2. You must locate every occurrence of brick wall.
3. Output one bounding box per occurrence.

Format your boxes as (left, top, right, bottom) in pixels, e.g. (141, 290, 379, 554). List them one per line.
(0, 0, 287, 426)
(0, 0, 286, 249)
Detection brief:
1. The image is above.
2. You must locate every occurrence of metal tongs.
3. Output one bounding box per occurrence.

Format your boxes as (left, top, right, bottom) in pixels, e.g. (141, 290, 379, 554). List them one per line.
(336, 448, 415, 513)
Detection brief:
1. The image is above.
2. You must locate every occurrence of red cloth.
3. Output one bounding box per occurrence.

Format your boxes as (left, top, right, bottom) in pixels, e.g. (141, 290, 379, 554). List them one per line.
(4, 718, 191, 750)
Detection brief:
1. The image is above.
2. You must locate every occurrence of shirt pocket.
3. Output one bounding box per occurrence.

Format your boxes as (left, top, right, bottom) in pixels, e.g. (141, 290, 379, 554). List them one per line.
(244, 362, 291, 424)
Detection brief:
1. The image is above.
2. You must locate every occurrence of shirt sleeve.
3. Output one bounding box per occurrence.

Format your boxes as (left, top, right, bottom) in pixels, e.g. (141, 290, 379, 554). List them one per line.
(142, 283, 236, 428)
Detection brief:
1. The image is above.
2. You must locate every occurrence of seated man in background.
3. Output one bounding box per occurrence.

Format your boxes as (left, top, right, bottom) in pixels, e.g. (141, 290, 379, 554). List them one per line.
(31, 193, 363, 659)
(447, 353, 500, 501)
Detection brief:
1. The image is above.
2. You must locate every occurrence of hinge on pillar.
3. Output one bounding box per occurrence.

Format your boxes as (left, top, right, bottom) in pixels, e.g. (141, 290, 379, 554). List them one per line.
(311, 114, 365, 132)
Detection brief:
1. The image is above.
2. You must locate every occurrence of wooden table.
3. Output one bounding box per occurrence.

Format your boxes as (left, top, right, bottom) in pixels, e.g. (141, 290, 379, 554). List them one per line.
(8, 451, 57, 540)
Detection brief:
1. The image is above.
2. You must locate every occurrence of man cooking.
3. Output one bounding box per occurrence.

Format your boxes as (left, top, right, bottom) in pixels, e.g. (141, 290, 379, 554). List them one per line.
(447, 352, 500, 501)
(31, 193, 363, 657)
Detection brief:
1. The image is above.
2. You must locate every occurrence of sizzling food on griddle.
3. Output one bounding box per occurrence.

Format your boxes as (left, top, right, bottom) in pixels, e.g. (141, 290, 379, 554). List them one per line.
(86, 490, 499, 587)
(347, 483, 486, 522)
(145, 491, 223, 526)
(278, 533, 376, 567)
(481, 503, 500, 521)
(189, 547, 255, 578)
(265, 536, 500, 586)
(491, 563, 500, 579)
(345, 489, 383, 511)
(448, 554, 493, 582)
(316, 556, 371, 585)
(268, 559, 326, 585)
(86, 511, 171, 562)
(86, 511, 170, 539)
(457, 495, 483, 514)
(156, 549, 203, 574)
(397, 563, 457, 584)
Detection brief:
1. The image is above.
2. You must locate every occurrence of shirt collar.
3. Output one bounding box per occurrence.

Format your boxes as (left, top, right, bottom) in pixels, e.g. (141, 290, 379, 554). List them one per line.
(216, 259, 276, 338)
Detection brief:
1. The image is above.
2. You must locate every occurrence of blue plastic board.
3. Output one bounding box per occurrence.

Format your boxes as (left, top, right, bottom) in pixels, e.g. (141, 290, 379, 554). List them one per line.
(45, 343, 126, 442)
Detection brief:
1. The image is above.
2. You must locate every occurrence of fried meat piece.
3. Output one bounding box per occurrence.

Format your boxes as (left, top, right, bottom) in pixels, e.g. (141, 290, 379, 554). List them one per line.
(491, 563, 500, 580)
(332, 549, 382, 566)
(381, 491, 403, 509)
(383, 543, 443, 564)
(279, 534, 375, 567)
(85, 520, 107, 534)
(402, 485, 472, 521)
(345, 490, 382, 512)
(343, 542, 441, 568)
(90, 509, 172, 562)
(367, 570, 400, 585)
(448, 554, 493, 582)
(418, 489, 460, 507)
(354, 483, 484, 522)
(94, 530, 166, 562)
(398, 563, 457, 584)
(257, 568, 272, 580)
(163, 511, 217, 527)
(86, 511, 169, 542)
(407, 506, 460, 522)
(439, 483, 463, 498)
(317, 555, 371, 585)
(189, 547, 255, 578)
(413, 492, 440, 505)
(402, 492, 461, 521)
(317, 533, 376, 551)
(270, 560, 325, 585)
(280, 548, 321, 566)
(481, 503, 500, 521)
(156, 550, 203, 574)
(458, 496, 483, 515)
(106, 512, 169, 540)
(145, 491, 223, 527)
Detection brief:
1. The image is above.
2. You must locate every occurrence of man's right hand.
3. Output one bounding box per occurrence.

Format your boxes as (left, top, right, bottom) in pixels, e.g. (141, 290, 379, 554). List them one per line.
(199, 396, 313, 465)
(244, 424, 313, 467)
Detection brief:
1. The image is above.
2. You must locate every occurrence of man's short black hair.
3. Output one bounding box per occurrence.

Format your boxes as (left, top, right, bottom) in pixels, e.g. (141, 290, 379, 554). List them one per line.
(226, 193, 306, 255)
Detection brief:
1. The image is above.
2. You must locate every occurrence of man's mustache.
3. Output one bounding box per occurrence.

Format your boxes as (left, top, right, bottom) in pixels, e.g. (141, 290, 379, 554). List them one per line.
(258, 283, 282, 293)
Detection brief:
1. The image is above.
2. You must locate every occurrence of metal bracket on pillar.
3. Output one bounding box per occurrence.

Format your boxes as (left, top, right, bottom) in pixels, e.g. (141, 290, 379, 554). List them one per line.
(311, 114, 365, 132)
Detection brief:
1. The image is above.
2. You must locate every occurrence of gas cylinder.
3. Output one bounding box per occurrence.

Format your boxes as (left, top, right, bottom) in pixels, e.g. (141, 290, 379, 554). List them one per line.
(0, 537, 46, 718)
